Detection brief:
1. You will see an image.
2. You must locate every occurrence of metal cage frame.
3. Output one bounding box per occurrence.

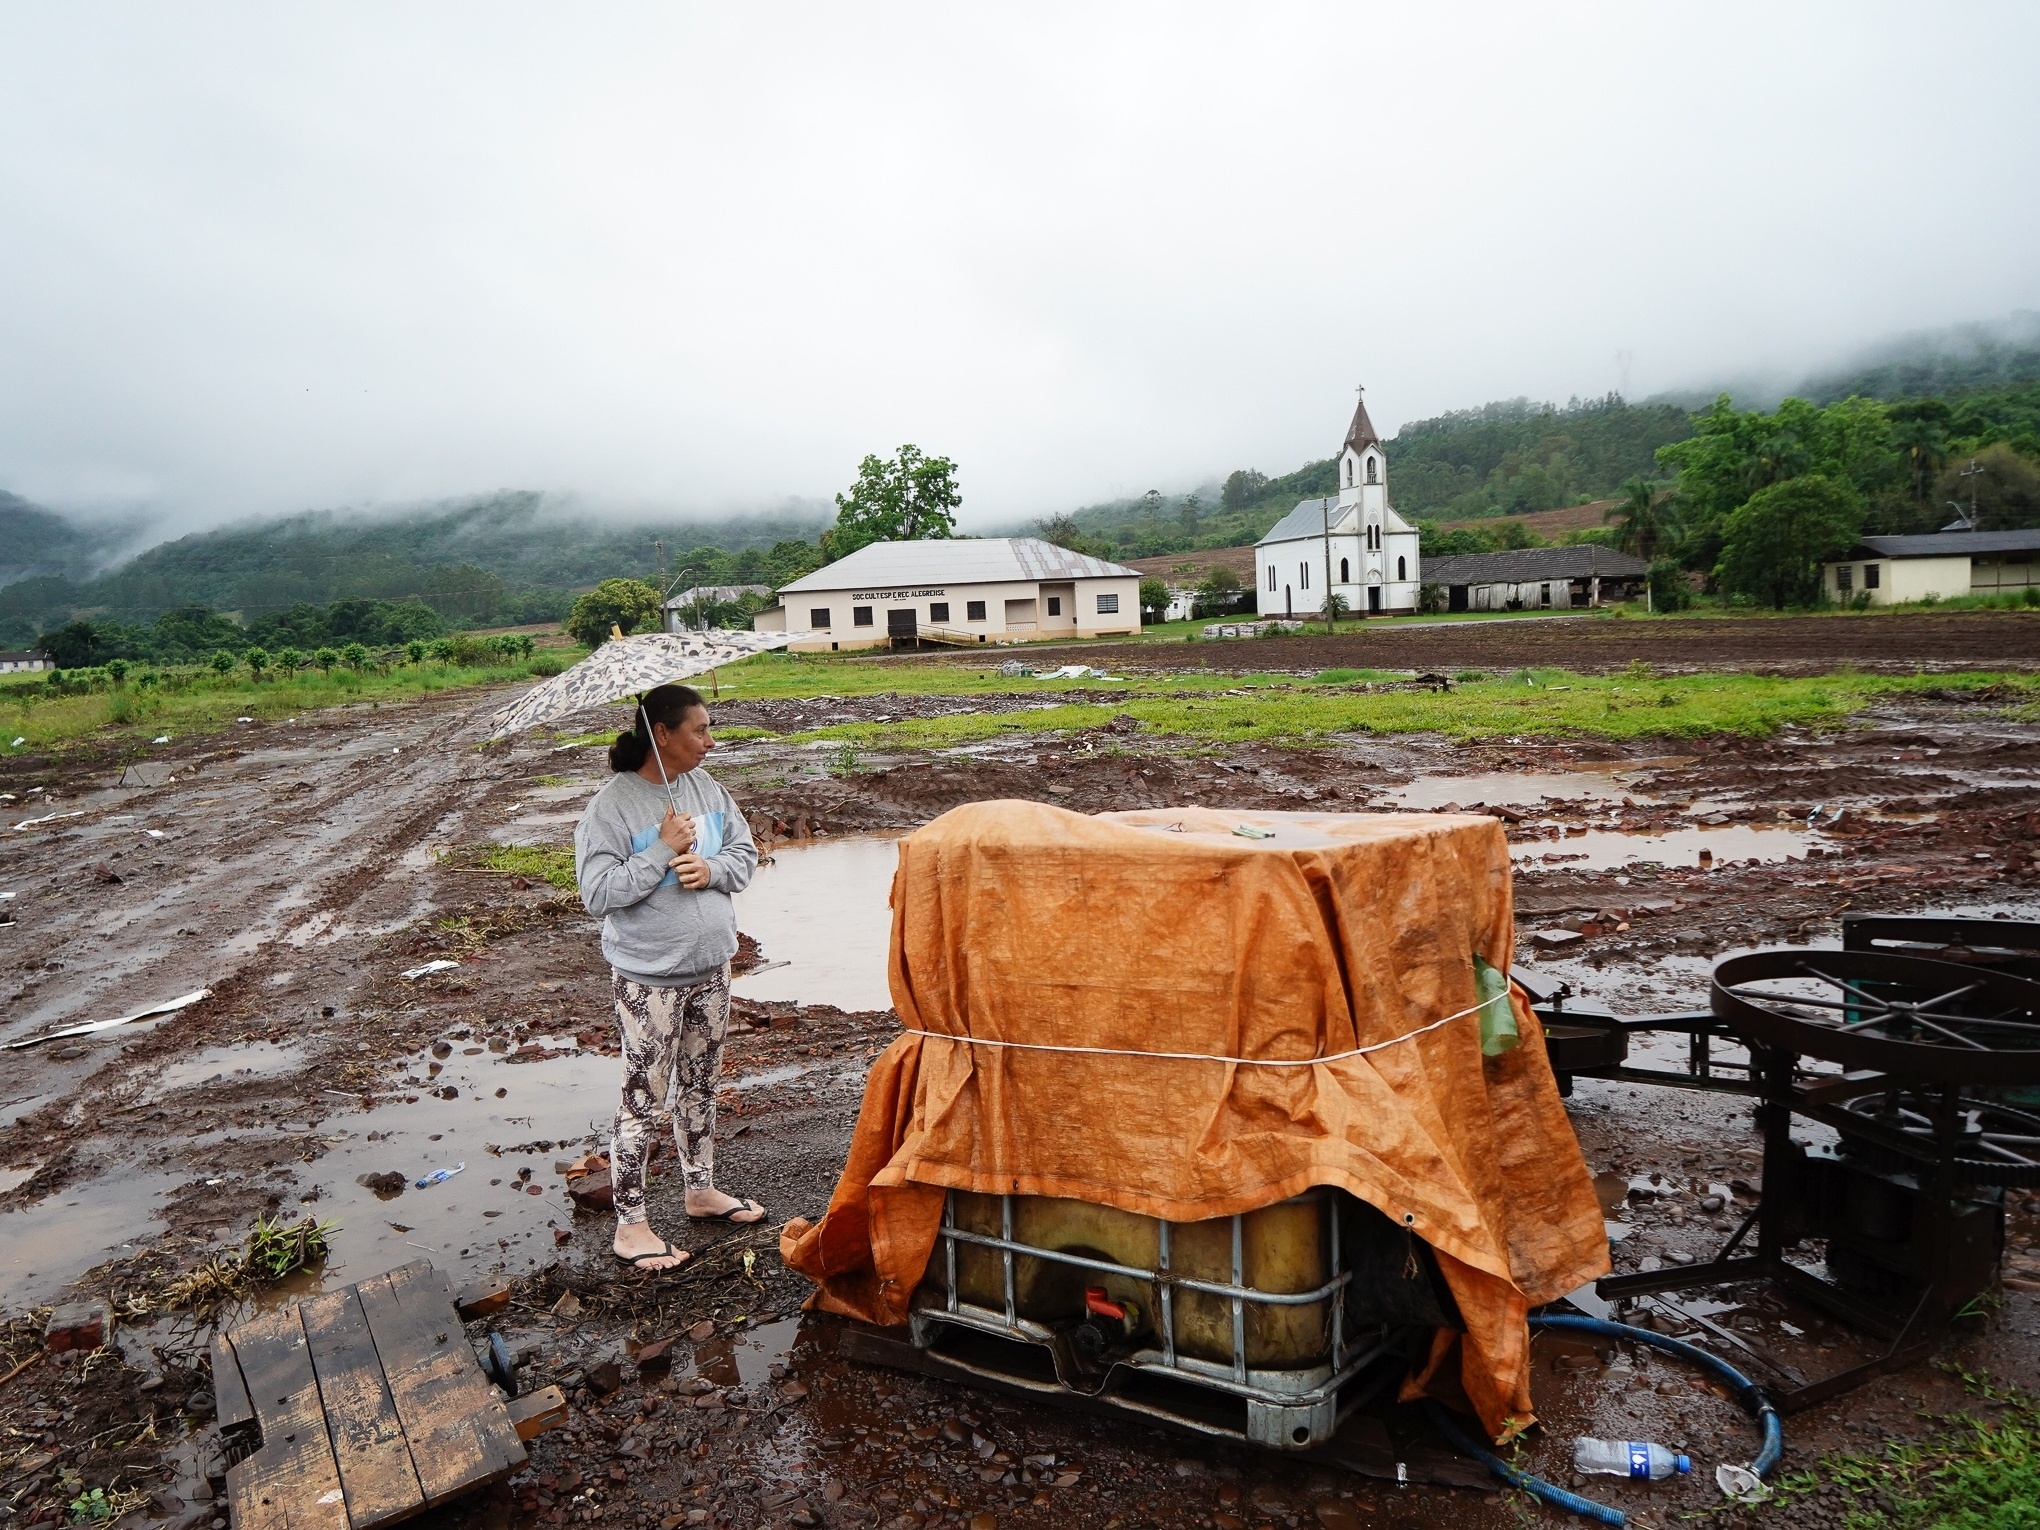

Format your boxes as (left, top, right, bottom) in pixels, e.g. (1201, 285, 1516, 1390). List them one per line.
(908, 1188, 1397, 1449)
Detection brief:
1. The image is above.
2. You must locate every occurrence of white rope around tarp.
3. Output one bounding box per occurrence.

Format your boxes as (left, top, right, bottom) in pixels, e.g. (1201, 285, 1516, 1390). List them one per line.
(899, 993, 1499, 1067)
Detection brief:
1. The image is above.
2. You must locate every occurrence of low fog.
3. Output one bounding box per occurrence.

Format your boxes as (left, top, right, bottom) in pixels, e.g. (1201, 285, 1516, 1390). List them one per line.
(1, 4, 2035, 535)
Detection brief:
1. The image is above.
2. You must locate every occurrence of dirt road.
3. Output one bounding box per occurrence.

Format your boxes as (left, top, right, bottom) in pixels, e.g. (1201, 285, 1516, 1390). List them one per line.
(7, 655, 2040, 1530)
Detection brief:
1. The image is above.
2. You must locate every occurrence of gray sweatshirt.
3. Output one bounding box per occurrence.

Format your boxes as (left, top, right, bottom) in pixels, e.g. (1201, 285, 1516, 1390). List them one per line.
(574, 767, 758, 987)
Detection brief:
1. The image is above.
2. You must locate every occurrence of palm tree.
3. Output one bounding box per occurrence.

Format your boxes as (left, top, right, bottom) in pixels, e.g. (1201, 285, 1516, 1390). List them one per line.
(1606, 477, 1676, 563)
(1889, 414, 1949, 502)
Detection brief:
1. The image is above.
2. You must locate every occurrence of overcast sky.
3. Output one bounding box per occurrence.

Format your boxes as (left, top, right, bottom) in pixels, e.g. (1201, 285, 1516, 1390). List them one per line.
(2, 3, 2036, 534)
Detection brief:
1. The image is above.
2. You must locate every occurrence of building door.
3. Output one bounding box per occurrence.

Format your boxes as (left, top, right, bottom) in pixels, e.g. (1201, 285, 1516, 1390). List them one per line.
(1284, 584, 1292, 616)
(1368, 586, 1382, 614)
(887, 608, 918, 644)
(1449, 585, 1468, 613)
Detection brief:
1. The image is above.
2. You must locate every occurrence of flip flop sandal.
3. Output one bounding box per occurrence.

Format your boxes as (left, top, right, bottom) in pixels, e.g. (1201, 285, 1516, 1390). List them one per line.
(614, 1240, 689, 1269)
(687, 1200, 765, 1224)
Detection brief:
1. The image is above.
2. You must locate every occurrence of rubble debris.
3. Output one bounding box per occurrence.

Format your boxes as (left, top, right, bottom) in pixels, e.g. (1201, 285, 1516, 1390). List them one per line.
(4, 987, 212, 1050)
(44, 1302, 107, 1353)
(401, 959, 462, 979)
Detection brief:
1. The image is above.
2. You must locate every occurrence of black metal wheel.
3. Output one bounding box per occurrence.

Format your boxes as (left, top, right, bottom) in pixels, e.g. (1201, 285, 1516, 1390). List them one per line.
(1840, 1090, 2040, 1187)
(1712, 950, 2040, 1085)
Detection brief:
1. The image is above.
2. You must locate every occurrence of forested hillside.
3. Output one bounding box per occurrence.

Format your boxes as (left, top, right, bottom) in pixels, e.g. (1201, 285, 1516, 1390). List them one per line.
(0, 492, 828, 648)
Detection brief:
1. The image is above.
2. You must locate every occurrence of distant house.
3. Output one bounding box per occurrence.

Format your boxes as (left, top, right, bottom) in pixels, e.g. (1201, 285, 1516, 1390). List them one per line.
(754, 537, 1141, 651)
(0, 651, 50, 673)
(1823, 530, 2040, 605)
(1124, 546, 1257, 621)
(1255, 391, 1421, 617)
(663, 585, 772, 632)
(1424, 546, 1648, 612)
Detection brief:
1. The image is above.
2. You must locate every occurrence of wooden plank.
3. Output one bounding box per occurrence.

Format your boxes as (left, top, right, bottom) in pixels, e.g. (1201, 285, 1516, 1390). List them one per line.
(504, 1387, 568, 1441)
(299, 1285, 426, 1528)
(211, 1330, 256, 1434)
(358, 1263, 524, 1507)
(223, 1307, 350, 1530)
(452, 1280, 510, 1321)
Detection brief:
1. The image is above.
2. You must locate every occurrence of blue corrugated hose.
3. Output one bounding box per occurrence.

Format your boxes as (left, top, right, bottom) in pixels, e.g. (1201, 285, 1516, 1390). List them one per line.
(1423, 1312, 1785, 1527)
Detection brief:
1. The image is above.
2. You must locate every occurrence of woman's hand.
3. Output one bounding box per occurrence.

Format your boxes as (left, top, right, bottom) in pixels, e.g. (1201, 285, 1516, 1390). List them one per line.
(671, 851, 712, 891)
(658, 806, 696, 855)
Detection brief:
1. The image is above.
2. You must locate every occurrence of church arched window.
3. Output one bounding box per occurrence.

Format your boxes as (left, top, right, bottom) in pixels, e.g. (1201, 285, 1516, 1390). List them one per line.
(1397, 556, 1407, 581)
(1366, 455, 1378, 485)
(1340, 558, 1350, 582)
(1344, 458, 1352, 487)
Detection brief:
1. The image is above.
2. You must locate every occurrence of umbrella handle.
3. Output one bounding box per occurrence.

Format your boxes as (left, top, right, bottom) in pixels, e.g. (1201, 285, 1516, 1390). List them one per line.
(641, 702, 681, 815)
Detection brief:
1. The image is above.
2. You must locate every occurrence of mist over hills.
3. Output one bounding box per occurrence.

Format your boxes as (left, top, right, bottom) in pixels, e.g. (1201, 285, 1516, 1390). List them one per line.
(5, 313, 2039, 648)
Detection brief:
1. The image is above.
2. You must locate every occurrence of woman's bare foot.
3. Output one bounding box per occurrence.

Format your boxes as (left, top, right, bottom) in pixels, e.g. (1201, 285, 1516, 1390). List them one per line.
(684, 1187, 766, 1224)
(613, 1220, 690, 1270)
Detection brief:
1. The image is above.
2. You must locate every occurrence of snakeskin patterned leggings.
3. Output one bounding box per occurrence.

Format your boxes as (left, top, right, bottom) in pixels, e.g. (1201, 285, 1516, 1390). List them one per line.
(608, 966, 732, 1225)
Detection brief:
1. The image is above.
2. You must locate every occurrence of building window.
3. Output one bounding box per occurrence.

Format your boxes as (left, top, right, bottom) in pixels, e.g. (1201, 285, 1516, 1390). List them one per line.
(1397, 555, 1406, 581)
(1339, 558, 1350, 582)
(1344, 458, 1353, 487)
(930, 602, 950, 622)
(1366, 455, 1377, 485)
(1267, 564, 1276, 592)
(1865, 564, 1881, 590)
(1300, 563, 1309, 589)
(967, 600, 987, 621)
(1836, 565, 1853, 593)
(810, 608, 832, 629)
(853, 606, 874, 627)
(1046, 596, 1061, 616)
(1096, 593, 1120, 614)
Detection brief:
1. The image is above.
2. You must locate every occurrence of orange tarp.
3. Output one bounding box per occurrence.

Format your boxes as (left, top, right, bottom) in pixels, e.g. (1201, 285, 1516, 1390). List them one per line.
(780, 802, 1608, 1440)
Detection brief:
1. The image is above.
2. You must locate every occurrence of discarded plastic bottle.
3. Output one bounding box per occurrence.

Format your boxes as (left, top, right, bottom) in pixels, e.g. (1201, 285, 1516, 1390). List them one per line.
(415, 1162, 466, 1190)
(1573, 1439, 1691, 1480)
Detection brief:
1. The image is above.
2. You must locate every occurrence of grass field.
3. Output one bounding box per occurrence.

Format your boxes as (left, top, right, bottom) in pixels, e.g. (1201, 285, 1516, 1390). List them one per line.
(1, 655, 575, 755)
(764, 668, 2036, 751)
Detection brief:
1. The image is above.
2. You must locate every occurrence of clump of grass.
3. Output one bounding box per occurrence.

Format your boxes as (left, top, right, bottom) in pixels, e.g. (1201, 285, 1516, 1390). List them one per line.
(534, 774, 573, 787)
(160, 1213, 338, 1321)
(1774, 1378, 2040, 1530)
(476, 843, 578, 890)
(68, 1487, 147, 1526)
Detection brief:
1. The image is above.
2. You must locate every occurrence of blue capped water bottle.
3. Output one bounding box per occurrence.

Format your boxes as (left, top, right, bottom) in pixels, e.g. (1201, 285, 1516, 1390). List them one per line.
(1574, 1438, 1691, 1480)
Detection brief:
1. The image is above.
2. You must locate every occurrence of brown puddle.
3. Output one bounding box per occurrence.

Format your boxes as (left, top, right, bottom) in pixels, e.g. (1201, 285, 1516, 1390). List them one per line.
(733, 836, 903, 1013)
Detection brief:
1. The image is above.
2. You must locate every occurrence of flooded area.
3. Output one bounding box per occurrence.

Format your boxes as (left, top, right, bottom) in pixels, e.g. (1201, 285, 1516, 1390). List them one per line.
(733, 835, 903, 1012)
(8, 669, 2040, 1530)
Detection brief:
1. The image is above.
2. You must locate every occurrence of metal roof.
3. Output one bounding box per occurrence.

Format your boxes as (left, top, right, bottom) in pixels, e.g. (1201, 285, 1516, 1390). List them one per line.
(1258, 499, 1351, 544)
(1423, 546, 1650, 585)
(664, 584, 771, 608)
(1850, 531, 2040, 558)
(776, 537, 1140, 593)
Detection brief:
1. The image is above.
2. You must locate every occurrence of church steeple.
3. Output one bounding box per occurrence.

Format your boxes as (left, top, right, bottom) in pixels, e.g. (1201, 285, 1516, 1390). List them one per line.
(1337, 385, 1386, 508)
(1343, 386, 1381, 455)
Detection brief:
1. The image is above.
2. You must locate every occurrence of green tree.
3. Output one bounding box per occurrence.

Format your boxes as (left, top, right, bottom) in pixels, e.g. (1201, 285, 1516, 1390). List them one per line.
(209, 649, 236, 675)
(1138, 577, 1169, 621)
(1036, 512, 1116, 561)
(405, 639, 427, 664)
(1605, 477, 1676, 562)
(823, 445, 961, 560)
(340, 642, 369, 671)
(1889, 400, 1952, 502)
(1178, 495, 1202, 538)
(276, 647, 304, 678)
(1938, 444, 2040, 531)
(565, 578, 663, 648)
(105, 657, 129, 686)
(313, 646, 340, 673)
(1715, 475, 1863, 609)
(245, 646, 270, 680)
(1221, 469, 1268, 511)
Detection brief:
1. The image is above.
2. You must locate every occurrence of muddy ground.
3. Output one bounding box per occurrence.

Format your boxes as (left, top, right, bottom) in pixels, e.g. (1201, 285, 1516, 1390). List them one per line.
(7, 630, 2040, 1530)
(904, 609, 2040, 675)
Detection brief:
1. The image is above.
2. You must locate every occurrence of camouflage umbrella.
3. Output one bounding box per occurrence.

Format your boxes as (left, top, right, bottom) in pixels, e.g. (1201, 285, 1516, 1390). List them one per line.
(483, 630, 799, 742)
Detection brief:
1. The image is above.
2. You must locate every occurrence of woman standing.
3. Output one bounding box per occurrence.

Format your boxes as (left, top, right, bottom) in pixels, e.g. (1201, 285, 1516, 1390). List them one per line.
(574, 683, 763, 1272)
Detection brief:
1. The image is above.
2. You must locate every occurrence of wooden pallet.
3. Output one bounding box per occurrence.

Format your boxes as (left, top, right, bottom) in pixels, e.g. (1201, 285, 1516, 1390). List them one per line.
(213, 1261, 563, 1530)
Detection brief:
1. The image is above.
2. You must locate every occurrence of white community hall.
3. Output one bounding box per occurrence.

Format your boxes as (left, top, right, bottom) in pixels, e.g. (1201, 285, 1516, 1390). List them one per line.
(754, 537, 1143, 651)
(1255, 390, 1421, 618)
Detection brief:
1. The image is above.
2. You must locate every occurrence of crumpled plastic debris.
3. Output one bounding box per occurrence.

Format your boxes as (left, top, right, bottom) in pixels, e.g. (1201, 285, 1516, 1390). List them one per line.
(399, 959, 461, 979)
(1717, 1463, 1769, 1503)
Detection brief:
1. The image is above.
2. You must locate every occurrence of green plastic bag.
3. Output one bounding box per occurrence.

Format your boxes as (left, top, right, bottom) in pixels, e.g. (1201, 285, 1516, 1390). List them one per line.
(1473, 954, 1519, 1057)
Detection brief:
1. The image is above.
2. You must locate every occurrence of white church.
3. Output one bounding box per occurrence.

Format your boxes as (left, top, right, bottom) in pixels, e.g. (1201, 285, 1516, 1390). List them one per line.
(1254, 390, 1422, 617)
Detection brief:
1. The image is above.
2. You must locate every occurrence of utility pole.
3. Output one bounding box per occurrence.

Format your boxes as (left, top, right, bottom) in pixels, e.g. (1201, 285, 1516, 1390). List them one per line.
(1959, 458, 1985, 530)
(1323, 493, 1335, 631)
